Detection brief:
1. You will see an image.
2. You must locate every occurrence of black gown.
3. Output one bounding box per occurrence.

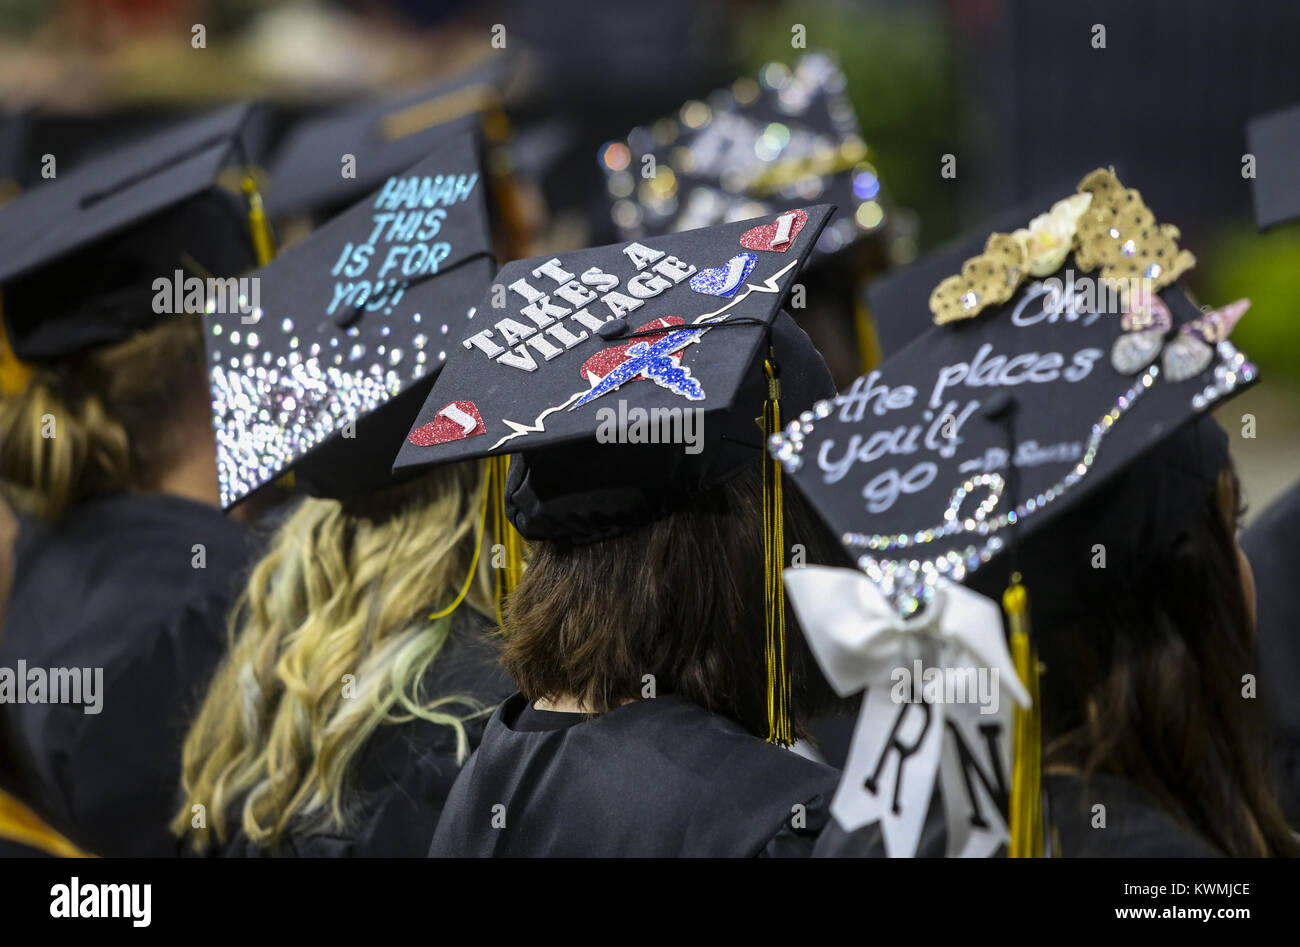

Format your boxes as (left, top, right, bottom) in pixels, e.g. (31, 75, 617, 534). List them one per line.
(0, 493, 252, 857)
(1046, 772, 1218, 857)
(213, 609, 513, 857)
(428, 694, 838, 857)
(812, 772, 1216, 857)
(1241, 480, 1300, 826)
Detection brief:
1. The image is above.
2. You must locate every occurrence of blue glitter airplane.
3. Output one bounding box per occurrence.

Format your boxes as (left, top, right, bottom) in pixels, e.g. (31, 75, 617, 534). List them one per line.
(572, 326, 710, 409)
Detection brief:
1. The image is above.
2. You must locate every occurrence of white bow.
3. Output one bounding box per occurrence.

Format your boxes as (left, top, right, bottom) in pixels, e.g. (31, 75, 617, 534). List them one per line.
(785, 565, 1029, 857)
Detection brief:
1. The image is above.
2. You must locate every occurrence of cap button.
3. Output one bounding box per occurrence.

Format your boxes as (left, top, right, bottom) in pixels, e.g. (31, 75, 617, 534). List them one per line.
(597, 318, 629, 340)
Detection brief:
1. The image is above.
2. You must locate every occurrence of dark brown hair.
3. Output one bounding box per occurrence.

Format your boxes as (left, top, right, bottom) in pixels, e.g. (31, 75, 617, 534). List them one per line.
(501, 463, 850, 738)
(1038, 461, 1295, 856)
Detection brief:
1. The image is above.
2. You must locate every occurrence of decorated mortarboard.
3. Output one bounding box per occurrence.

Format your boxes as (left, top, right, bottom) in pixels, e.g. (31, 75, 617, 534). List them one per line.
(394, 205, 836, 517)
(1246, 102, 1300, 230)
(598, 54, 883, 259)
(263, 66, 506, 221)
(770, 169, 1257, 858)
(397, 204, 838, 744)
(0, 103, 274, 361)
(208, 129, 495, 509)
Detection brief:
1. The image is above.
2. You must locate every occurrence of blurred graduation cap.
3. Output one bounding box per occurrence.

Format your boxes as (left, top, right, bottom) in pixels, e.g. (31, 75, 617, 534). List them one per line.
(0, 103, 273, 362)
(208, 129, 495, 509)
(263, 66, 506, 222)
(598, 54, 883, 260)
(1246, 102, 1300, 230)
(773, 169, 1256, 858)
(394, 204, 837, 544)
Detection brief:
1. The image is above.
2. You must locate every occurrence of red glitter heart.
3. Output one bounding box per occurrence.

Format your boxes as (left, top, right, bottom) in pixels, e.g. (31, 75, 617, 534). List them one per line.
(408, 400, 485, 446)
(579, 317, 684, 385)
(739, 209, 808, 253)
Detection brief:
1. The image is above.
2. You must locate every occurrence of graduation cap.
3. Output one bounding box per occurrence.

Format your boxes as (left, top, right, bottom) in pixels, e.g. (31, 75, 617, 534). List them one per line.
(0, 103, 273, 362)
(772, 169, 1256, 858)
(396, 203, 837, 744)
(395, 204, 837, 532)
(598, 54, 883, 258)
(263, 67, 506, 221)
(208, 129, 495, 509)
(1246, 102, 1300, 230)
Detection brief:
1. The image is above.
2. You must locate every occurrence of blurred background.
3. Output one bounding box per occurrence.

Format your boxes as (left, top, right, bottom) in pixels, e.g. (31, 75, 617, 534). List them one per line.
(1, 0, 1297, 517)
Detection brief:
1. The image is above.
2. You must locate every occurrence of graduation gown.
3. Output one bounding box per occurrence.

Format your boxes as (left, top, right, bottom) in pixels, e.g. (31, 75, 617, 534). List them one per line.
(0, 493, 252, 857)
(428, 694, 838, 857)
(1241, 480, 1300, 826)
(1046, 772, 1219, 857)
(214, 609, 513, 857)
(811, 774, 1216, 857)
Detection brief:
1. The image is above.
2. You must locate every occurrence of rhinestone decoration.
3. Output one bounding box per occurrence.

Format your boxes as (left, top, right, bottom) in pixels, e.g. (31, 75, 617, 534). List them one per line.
(770, 333, 1255, 618)
(211, 357, 416, 508)
(209, 296, 448, 507)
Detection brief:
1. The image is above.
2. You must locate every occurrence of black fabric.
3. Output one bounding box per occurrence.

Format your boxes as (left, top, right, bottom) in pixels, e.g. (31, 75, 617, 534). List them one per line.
(1046, 772, 1219, 857)
(429, 693, 837, 857)
(812, 793, 948, 858)
(1241, 480, 1300, 826)
(971, 415, 1229, 620)
(211, 608, 513, 858)
(504, 310, 835, 543)
(0, 494, 252, 857)
(1247, 102, 1300, 231)
(809, 773, 1219, 857)
(262, 64, 504, 221)
(0, 104, 265, 360)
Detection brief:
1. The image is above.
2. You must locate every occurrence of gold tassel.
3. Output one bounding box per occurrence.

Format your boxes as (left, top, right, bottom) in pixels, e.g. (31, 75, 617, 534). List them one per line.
(0, 294, 33, 397)
(488, 454, 524, 626)
(1005, 572, 1042, 857)
(240, 174, 276, 266)
(762, 356, 792, 746)
(428, 465, 493, 621)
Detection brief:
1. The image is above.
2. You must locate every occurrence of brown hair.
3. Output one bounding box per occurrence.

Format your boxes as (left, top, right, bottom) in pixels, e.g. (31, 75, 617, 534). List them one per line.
(0, 318, 209, 519)
(501, 464, 849, 739)
(1040, 461, 1296, 856)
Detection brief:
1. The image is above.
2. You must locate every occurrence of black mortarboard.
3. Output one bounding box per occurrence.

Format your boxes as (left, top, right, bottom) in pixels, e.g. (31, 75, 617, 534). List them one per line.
(777, 169, 1252, 617)
(774, 169, 1255, 859)
(208, 129, 495, 509)
(394, 204, 838, 543)
(263, 67, 505, 221)
(598, 54, 883, 259)
(0, 103, 269, 361)
(1246, 102, 1300, 230)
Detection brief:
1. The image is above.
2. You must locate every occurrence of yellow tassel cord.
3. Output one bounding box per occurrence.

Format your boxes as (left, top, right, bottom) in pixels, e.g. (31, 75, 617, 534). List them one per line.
(427, 468, 492, 622)
(0, 294, 33, 397)
(0, 789, 92, 858)
(1005, 572, 1043, 857)
(240, 174, 276, 266)
(762, 357, 792, 746)
(488, 454, 523, 627)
